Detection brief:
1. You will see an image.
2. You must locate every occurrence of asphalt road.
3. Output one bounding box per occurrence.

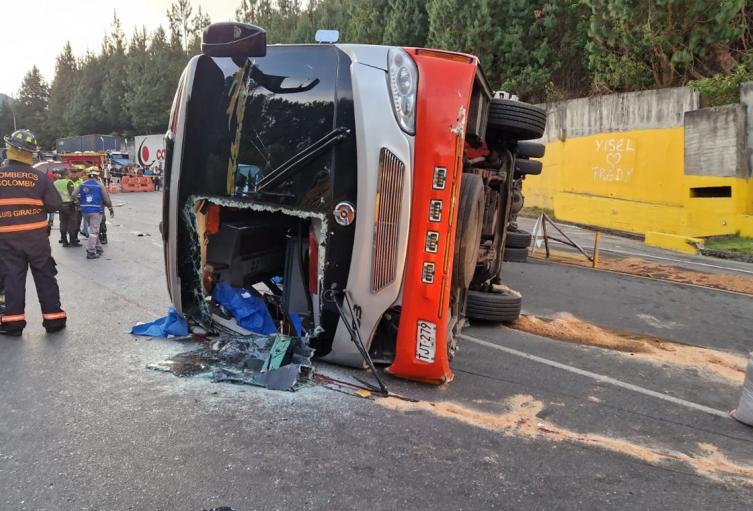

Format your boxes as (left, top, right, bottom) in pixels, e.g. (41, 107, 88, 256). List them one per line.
(1, 192, 752, 510)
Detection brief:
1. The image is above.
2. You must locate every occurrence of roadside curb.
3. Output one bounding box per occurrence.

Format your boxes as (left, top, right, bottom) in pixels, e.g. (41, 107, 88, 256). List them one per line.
(645, 231, 703, 255)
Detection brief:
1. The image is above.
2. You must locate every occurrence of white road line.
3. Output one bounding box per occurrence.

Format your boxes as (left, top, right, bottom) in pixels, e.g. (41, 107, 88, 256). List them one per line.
(459, 333, 731, 419)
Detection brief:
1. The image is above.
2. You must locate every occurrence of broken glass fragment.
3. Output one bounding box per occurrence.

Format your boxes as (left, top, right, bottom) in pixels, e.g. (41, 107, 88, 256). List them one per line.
(147, 333, 314, 391)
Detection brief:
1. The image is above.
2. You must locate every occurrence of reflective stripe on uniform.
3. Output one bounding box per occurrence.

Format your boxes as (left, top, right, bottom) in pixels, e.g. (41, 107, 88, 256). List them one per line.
(42, 311, 67, 320)
(0, 220, 50, 233)
(1, 314, 26, 323)
(0, 198, 44, 207)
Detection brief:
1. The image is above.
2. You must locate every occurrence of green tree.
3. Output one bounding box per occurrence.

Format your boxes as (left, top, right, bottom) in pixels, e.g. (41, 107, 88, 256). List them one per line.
(383, 0, 428, 46)
(586, 0, 746, 91)
(167, 0, 194, 54)
(291, 0, 319, 42)
(47, 42, 79, 138)
(427, 0, 500, 80)
(68, 53, 106, 135)
(311, 0, 350, 34)
(126, 27, 177, 133)
(345, 0, 389, 43)
(0, 98, 15, 140)
(236, 0, 275, 29)
(124, 27, 151, 133)
(101, 13, 131, 135)
(427, 0, 471, 52)
(272, 0, 302, 43)
(237, 0, 301, 43)
(495, 0, 591, 101)
(15, 67, 51, 147)
(188, 6, 212, 54)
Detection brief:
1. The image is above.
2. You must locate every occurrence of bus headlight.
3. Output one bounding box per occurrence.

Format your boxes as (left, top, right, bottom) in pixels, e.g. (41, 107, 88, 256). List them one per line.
(388, 48, 418, 135)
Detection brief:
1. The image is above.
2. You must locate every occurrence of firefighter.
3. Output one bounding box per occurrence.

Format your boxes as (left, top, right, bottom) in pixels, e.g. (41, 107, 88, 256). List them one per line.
(53, 168, 79, 247)
(72, 169, 114, 259)
(0, 129, 67, 336)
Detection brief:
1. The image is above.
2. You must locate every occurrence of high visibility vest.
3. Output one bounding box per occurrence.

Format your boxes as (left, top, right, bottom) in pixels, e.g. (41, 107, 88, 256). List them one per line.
(0, 162, 57, 234)
(54, 178, 74, 202)
(79, 179, 104, 214)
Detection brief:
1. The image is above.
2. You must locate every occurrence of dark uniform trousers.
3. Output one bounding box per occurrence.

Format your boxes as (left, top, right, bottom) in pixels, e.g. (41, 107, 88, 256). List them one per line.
(0, 256, 5, 298)
(0, 233, 65, 331)
(58, 203, 77, 242)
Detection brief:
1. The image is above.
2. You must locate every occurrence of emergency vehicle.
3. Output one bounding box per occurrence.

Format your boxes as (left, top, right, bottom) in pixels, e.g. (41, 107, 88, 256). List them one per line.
(57, 151, 106, 169)
(163, 23, 546, 384)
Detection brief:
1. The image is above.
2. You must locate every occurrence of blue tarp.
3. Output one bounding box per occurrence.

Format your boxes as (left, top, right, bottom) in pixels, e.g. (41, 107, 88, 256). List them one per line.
(131, 307, 189, 338)
(212, 282, 277, 335)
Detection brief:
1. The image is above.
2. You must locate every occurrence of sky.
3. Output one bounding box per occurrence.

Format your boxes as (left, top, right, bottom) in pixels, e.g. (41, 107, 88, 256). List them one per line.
(0, 0, 240, 96)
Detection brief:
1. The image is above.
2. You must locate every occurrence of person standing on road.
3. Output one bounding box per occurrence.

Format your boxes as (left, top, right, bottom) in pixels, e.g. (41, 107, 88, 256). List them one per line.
(69, 167, 85, 244)
(72, 169, 114, 259)
(53, 168, 80, 247)
(86, 166, 110, 245)
(45, 167, 57, 235)
(0, 129, 67, 336)
(153, 166, 162, 191)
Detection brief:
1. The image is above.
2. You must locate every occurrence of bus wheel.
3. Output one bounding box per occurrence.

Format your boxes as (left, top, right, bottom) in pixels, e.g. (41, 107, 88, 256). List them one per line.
(452, 173, 485, 290)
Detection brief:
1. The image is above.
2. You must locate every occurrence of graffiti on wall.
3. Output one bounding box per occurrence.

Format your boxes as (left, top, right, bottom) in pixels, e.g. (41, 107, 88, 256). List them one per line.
(592, 137, 636, 184)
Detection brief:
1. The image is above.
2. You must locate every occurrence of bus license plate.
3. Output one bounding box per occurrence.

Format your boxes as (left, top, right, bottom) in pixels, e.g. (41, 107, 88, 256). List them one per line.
(416, 321, 437, 363)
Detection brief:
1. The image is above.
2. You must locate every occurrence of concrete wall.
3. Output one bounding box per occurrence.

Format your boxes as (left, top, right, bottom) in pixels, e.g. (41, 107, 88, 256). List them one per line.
(524, 86, 753, 240)
(739, 82, 753, 175)
(684, 104, 748, 178)
(541, 87, 699, 143)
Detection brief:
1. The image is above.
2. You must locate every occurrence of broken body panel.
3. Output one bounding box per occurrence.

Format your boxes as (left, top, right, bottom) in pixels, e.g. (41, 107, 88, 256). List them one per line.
(164, 43, 491, 384)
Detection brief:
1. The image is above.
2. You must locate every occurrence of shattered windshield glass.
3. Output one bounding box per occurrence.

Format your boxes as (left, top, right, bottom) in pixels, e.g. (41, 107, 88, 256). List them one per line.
(196, 47, 340, 208)
(180, 46, 347, 209)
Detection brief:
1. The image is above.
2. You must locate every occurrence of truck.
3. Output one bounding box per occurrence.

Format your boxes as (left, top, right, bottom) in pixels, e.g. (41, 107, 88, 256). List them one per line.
(162, 23, 546, 385)
(56, 135, 123, 153)
(57, 151, 106, 168)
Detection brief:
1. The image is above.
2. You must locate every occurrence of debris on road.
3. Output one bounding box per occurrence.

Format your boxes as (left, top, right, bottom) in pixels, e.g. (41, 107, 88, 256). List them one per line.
(131, 306, 189, 338)
(379, 394, 753, 486)
(601, 257, 753, 294)
(533, 252, 753, 295)
(147, 333, 314, 391)
(509, 313, 747, 385)
(733, 354, 753, 426)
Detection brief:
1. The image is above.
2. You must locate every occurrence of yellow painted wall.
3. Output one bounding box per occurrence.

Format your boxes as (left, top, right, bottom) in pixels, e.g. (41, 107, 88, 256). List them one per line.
(524, 128, 753, 238)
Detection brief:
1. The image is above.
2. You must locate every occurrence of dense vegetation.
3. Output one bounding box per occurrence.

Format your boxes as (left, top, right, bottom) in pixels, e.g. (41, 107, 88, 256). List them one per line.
(1, 0, 752, 149)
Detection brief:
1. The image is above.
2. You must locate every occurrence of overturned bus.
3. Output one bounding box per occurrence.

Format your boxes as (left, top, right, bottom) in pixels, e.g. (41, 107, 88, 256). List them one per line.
(162, 23, 546, 385)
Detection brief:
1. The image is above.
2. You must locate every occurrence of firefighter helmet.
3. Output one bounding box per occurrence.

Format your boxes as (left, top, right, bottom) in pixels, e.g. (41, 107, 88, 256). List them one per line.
(3, 129, 38, 153)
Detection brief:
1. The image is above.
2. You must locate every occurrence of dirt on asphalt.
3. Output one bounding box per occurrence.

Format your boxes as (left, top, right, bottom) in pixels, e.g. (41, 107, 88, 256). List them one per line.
(600, 257, 753, 295)
(378, 394, 753, 486)
(532, 252, 753, 295)
(509, 313, 748, 385)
